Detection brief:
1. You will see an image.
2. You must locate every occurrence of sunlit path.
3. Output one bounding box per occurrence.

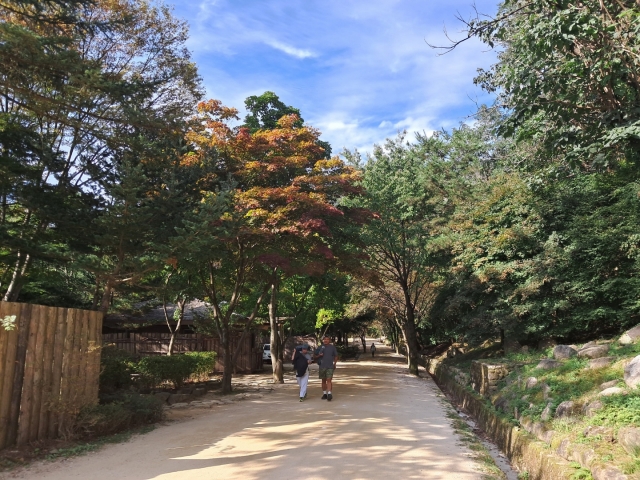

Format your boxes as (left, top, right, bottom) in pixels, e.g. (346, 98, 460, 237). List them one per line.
(6, 343, 483, 480)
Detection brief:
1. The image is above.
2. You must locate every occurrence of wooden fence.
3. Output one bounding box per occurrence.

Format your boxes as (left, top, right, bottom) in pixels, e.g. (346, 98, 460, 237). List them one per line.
(0, 302, 103, 449)
(103, 332, 215, 356)
(103, 332, 263, 373)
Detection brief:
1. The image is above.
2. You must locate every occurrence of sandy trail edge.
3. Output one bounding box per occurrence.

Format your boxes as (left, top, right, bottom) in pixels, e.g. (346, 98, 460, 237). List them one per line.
(3, 344, 487, 480)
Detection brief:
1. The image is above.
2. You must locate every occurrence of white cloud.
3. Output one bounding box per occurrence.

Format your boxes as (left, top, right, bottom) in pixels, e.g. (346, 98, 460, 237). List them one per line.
(174, 0, 500, 154)
(264, 40, 316, 59)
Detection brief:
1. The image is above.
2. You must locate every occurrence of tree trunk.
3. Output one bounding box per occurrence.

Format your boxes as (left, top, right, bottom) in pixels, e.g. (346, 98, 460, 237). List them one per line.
(168, 300, 185, 356)
(398, 315, 421, 375)
(221, 330, 233, 393)
(99, 278, 115, 313)
(2, 252, 31, 301)
(360, 334, 367, 353)
(269, 271, 284, 383)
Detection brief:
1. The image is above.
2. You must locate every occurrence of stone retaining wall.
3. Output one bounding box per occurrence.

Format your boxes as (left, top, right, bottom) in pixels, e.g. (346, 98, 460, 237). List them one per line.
(470, 360, 510, 397)
(425, 359, 575, 480)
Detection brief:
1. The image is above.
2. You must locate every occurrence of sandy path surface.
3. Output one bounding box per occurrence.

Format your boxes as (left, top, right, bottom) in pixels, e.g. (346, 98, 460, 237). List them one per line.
(4, 344, 483, 480)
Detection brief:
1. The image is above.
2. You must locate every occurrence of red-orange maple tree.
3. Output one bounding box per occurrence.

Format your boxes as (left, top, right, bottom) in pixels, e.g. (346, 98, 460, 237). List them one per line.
(177, 100, 368, 389)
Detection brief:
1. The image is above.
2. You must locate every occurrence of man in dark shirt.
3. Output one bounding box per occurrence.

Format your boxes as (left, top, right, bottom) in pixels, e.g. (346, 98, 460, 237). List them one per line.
(315, 335, 338, 401)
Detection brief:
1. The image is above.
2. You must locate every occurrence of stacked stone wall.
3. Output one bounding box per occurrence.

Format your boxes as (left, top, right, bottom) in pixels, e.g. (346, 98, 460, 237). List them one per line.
(470, 360, 509, 397)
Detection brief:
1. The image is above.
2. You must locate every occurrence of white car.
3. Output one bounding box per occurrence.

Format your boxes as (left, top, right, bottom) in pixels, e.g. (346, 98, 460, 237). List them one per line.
(262, 344, 271, 363)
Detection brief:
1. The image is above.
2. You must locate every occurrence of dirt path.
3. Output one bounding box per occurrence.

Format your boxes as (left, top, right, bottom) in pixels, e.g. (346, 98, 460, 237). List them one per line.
(4, 344, 487, 480)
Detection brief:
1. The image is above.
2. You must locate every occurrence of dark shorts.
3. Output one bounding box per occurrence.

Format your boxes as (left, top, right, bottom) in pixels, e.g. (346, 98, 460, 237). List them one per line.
(319, 368, 334, 379)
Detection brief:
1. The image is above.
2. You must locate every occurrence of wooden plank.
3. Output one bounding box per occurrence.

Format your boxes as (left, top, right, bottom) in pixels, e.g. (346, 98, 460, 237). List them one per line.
(26, 303, 49, 442)
(66, 308, 85, 426)
(0, 302, 20, 449)
(57, 307, 77, 438)
(86, 311, 101, 404)
(93, 311, 104, 403)
(16, 305, 45, 446)
(7, 303, 31, 446)
(37, 306, 57, 440)
(48, 307, 67, 439)
(75, 309, 90, 406)
(0, 302, 9, 449)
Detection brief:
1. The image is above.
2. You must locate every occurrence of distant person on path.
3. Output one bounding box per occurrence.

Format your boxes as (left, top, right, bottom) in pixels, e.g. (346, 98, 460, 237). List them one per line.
(292, 344, 312, 401)
(315, 335, 338, 401)
(371, 343, 376, 357)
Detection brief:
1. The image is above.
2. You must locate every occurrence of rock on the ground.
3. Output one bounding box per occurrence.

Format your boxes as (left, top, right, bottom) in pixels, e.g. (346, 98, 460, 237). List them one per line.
(525, 377, 538, 389)
(583, 426, 614, 442)
(582, 341, 597, 349)
(618, 427, 640, 456)
(623, 355, 640, 389)
(592, 466, 628, 480)
(167, 393, 192, 405)
(541, 403, 553, 421)
(600, 380, 620, 390)
(193, 388, 206, 396)
(178, 386, 194, 395)
(553, 345, 578, 360)
(537, 359, 561, 370)
(619, 324, 640, 345)
(578, 345, 610, 359)
(599, 387, 626, 397)
(583, 400, 604, 416)
(170, 402, 189, 409)
(154, 392, 171, 403)
(555, 400, 575, 419)
(588, 357, 615, 369)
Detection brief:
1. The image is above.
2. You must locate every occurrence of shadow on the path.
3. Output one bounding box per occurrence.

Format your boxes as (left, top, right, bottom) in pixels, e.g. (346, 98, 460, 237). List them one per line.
(136, 343, 477, 480)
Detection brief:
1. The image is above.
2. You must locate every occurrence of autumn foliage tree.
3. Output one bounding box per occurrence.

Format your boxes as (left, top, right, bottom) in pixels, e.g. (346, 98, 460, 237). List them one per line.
(174, 100, 364, 390)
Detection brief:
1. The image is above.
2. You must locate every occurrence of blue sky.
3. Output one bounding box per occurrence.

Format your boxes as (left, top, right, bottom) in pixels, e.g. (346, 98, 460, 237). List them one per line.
(170, 0, 500, 155)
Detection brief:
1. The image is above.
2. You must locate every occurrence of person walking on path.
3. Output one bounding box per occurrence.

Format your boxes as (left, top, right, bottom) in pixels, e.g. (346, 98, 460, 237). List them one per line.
(292, 345, 312, 401)
(371, 343, 376, 357)
(315, 335, 338, 401)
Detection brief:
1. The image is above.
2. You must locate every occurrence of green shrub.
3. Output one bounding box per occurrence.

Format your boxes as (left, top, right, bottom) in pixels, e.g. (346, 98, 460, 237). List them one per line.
(74, 394, 163, 438)
(336, 345, 360, 359)
(136, 352, 216, 388)
(99, 345, 136, 393)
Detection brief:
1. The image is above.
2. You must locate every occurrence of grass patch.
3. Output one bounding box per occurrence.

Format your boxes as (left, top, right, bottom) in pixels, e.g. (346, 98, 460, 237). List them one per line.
(46, 425, 155, 460)
(569, 462, 593, 480)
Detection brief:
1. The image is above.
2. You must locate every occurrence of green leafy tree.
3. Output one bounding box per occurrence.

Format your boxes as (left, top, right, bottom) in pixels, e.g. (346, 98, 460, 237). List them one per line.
(447, 0, 640, 170)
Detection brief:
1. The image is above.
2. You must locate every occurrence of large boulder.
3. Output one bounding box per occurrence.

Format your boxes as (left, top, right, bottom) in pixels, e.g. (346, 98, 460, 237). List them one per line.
(553, 345, 578, 360)
(619, 325, 640, 345)
(537, 359, 561, 370)
(600, 380, 620, 390)
(577, 344, 609, 359)
(555, 400, 576, 419)
(583, 400, 604, 417)
(599, 387, 626, 397)
(618, 427, 640, 456)
(525, 377, 538, 389)
(583, 426, 614, 442)
(588, 357, 615, 369)
(624, 355, 640, 389)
